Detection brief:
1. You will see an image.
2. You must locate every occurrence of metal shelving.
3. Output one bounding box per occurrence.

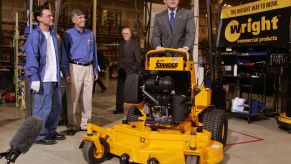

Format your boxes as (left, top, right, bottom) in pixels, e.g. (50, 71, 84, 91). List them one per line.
(14, 12, 26, 110)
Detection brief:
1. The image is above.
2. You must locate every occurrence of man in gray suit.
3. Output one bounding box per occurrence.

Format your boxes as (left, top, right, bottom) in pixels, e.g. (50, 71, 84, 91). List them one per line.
(151, 0, 195, 52)
(113, 27, 142, 114)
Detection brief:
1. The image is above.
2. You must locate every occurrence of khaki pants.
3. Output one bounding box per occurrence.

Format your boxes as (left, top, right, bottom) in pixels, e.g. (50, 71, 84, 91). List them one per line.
(66, 64, 93, 130)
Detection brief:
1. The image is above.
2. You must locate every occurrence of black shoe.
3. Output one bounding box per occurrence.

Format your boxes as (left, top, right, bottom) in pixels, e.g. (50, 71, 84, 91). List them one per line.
(101, 88, 107, 93)
(49, 132, 65, 140)
(113, 110, 124, 114)
(66, 129, 77, 136)
(35, 138, 57, 145)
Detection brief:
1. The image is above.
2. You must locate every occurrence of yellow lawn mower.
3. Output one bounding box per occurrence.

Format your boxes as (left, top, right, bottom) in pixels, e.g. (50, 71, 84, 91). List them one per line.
(80, 48, 228, 164)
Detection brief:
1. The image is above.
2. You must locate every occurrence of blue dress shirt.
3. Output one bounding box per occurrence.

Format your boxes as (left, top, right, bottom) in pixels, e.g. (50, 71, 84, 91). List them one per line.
(168, 9, 176, 20)
(61, 27, 98, 77)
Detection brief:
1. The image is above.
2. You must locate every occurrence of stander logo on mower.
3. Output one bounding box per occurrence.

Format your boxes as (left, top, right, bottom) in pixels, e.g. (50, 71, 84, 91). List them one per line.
(155, 59, 178, 68)
(149, 57, 183, 70)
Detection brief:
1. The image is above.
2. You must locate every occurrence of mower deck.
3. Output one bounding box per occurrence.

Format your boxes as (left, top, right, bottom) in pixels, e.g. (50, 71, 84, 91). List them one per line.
(83, 122, 224, 163)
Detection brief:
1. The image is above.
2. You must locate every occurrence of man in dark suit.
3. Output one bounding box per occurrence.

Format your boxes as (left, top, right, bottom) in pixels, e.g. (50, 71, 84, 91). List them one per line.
(151, 0, 195, 52)
(113, 27, 142, 114)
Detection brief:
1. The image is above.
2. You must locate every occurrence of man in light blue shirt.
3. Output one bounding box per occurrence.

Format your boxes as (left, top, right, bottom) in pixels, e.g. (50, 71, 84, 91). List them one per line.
(61, 9, 98, 136)
(25, 6, 64, 145)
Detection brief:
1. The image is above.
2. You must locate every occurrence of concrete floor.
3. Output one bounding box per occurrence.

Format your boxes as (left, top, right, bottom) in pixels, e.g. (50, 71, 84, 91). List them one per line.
(1, 79, 291, 164)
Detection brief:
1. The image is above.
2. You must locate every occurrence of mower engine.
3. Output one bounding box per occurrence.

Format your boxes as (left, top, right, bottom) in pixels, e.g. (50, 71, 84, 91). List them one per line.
(142, 75, 187, 125)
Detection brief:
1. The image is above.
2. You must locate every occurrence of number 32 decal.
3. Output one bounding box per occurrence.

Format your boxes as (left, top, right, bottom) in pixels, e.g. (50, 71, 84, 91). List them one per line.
(140, 137, 145, 143)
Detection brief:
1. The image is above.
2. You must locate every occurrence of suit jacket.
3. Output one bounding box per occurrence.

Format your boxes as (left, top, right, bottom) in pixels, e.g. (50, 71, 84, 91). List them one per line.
(151, 7, 195, 50)
(118, 39, 142, 74)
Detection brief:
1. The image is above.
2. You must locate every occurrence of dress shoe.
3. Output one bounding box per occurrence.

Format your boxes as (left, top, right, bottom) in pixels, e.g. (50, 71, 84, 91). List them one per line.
(113, 110, 124, 114)
(35, 138, 57, 145)
(49, 132, 65, 140)
(66, 129, 77, 136)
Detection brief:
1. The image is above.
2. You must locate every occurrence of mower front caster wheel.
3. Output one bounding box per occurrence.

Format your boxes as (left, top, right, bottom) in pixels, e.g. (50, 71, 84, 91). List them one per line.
(82, 139, 109, 164)
(147, 157, 159, 164)
(120, 153, 130, 164)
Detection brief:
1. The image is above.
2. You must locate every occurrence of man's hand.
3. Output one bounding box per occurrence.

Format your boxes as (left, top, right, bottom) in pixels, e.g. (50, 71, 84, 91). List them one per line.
(66, 76, 71, 83)
(31, 81, 40, 93)
(156, 46, 165, 50)
(178, 46, 189, 51)
(94, 75, 98, 81)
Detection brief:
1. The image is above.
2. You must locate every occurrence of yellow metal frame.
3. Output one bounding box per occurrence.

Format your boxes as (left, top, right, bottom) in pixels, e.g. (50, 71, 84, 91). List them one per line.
(82, 49, 223, 163)
(278, 113, 291, 125)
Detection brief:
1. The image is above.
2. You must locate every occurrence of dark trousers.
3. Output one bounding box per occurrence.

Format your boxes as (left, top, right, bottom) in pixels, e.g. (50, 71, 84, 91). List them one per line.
(93, 77, 106, 92)
(116, 68, 127, 111)
(60, 91, 68, 124)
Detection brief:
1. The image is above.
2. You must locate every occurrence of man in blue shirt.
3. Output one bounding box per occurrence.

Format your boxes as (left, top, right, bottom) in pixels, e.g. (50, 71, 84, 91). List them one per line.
(25, 6, 64, 145)
(61, 9, 98, 136)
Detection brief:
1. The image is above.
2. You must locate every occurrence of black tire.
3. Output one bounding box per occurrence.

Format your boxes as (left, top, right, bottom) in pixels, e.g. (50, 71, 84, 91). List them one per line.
(83, 139, 109, 164)
(147, 157, 159, 164)
(126, 106, 139, 122)
(185, 155, 199, 164)
(120, 153, 130, 164)
(202, 109, 228, 146)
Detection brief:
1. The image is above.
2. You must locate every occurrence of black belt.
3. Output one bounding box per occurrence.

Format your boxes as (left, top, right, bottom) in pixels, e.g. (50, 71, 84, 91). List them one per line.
(70, 61, 91, 66)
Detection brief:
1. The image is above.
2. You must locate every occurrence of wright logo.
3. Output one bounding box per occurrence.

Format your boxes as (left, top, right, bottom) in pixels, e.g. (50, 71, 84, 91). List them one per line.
(225, 16, 279, 42)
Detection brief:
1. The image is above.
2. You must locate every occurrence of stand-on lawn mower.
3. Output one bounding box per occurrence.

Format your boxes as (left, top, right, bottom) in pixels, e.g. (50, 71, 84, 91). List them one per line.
(80, 48, 228, 164)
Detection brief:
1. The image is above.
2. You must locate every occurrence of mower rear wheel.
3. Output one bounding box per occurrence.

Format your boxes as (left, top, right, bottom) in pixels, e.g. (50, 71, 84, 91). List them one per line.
(83, 139, 109, 164)
(186, 155, 199, 164)
(202, 109, 228, 146)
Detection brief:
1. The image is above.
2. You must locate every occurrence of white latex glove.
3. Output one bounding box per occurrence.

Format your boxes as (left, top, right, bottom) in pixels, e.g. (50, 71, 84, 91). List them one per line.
(31, 81, 40, 93)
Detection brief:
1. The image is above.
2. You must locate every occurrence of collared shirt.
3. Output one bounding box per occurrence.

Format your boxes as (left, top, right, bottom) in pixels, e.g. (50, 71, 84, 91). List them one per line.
(43, 31, 57, 82)
(61, 27, 98, 77)
(168, 8, 177, 20)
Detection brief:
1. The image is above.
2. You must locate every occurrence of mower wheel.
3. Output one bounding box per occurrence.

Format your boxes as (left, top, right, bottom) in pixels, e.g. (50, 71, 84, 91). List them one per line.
(186, 155, 199, 164)
(120, 153, 130, 164)
(126, 106, 139, 122)
(202, 109, 228, 146)
(82, 139, 109, 164)
(147, 157, 159, 164)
